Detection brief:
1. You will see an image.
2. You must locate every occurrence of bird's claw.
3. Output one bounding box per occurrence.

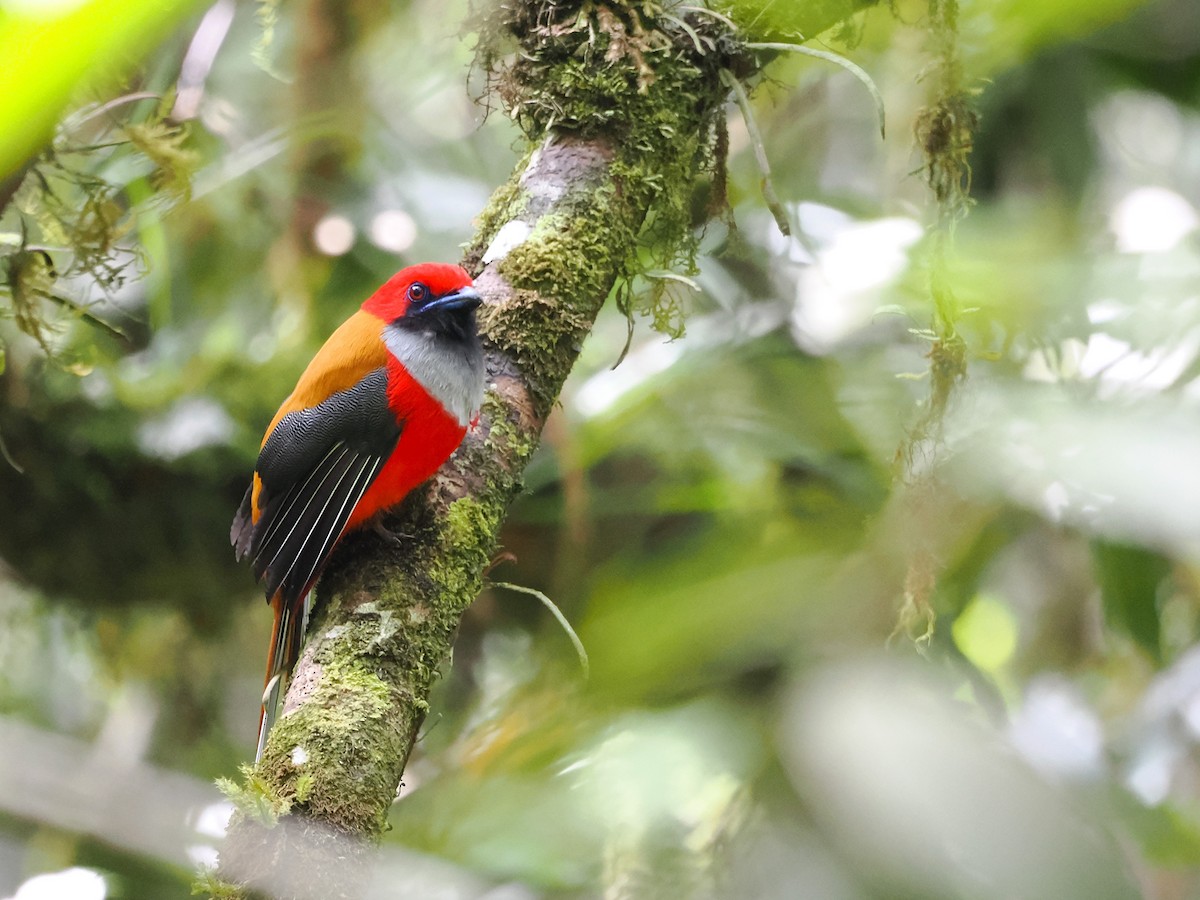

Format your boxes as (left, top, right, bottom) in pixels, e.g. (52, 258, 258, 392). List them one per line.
(373, 520, 413, 546)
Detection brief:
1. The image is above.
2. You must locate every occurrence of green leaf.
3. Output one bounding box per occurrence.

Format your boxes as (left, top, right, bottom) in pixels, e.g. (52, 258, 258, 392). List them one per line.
(0, 0, 200, 179)
(710, 0, 878, 43)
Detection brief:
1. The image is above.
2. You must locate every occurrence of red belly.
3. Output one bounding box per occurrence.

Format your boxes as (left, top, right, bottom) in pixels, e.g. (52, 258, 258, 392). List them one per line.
(345, 369, 467, 531)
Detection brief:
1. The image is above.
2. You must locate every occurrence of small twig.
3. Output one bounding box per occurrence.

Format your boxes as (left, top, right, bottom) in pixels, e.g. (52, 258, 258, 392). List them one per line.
(490, 581, 589, 679)
(62, 92, 161, 132)
(721, 69, 791, 237)
(46, 293, 133, 342)
(642, 269, 701, 292)
(745, 41, 886, 139)
(677, 4, 737, 30)
(611, 280, 637, 369)
(53, 140, 134, 155)
(662, 12, 709, 55)
(482, 550, 518, 577)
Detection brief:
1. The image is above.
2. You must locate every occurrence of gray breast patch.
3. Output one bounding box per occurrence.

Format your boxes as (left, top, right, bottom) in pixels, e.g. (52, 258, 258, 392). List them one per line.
(382, 325, 484, 426)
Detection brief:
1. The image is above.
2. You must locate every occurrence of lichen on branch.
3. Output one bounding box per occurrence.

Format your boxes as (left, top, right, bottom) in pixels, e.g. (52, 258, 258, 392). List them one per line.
(471, 0, 748, 340)
(1, 95, 199, 363)
(893, 0, 980, 644)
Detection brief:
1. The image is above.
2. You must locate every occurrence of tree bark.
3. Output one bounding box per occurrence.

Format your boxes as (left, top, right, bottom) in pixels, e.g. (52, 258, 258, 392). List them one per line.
(214, 1, 875, 896)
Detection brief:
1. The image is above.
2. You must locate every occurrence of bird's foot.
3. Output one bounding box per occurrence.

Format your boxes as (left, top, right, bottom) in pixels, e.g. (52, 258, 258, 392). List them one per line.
(373, 520, 413, 547)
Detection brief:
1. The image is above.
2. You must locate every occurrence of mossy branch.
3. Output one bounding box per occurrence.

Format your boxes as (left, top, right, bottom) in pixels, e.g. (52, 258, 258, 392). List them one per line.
(212, 1, 877, 896)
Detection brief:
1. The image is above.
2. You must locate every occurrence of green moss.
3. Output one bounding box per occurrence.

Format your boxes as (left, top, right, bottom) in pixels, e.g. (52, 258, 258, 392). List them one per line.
(483, 286, 600, 405)
(293, 772, 315, 804)
(216, 766, 290, 828)
(480, 390, 539, 463)
(192, 869, 246, 899)
(399, 496, 498, 627)
(475, 0, 730, 344)
(258, 656, 396, 834)
(478, 0, 670, 140)
(443, 496, 502, 553)
(512, 58, 640, 135)
(502, 181, 636, 297)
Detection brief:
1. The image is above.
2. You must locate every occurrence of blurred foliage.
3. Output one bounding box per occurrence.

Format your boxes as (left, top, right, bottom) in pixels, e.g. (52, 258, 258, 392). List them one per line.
(0, 0, 199, 180)
(2, 0, 1200, 898)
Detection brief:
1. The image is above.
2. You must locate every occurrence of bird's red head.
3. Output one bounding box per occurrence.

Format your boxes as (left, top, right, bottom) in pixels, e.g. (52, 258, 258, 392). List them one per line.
(361, 262, 479, 322)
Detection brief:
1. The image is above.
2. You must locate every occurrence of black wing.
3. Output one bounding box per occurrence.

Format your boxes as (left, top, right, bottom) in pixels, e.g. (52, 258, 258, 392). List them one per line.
(231, 367, 402, 606)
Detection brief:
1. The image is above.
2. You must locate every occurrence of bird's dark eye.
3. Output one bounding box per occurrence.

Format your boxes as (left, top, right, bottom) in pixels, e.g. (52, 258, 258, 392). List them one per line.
(407, 282, 429, 304)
